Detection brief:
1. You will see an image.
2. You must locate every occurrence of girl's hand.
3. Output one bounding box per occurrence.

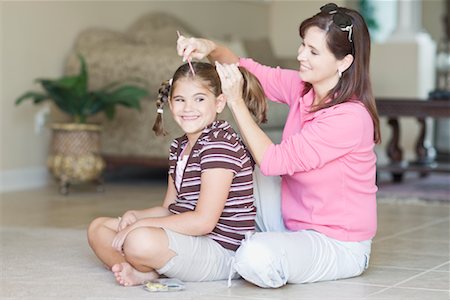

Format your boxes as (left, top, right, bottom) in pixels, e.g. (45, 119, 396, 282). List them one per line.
(215, 62, 244, 107)
(177, 35, 216, 61)
(118, 211, 138, 231)
(112, 225, 135, 255)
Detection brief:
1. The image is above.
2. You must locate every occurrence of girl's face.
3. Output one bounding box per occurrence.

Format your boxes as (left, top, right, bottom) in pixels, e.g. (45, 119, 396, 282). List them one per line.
(297, 26, 342, 91)
(169, 78, 225, 142)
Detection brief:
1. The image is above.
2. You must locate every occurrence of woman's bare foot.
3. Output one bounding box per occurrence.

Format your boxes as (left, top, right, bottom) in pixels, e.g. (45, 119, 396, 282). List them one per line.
(111, 262, 159, 286)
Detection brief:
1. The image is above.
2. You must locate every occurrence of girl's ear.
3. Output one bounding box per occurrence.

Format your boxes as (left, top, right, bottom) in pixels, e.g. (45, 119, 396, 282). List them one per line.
(216, 94, 227, 114)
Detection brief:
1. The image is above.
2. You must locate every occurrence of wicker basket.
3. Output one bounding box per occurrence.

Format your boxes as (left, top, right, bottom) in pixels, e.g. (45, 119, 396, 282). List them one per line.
(48, 123, 105, 194)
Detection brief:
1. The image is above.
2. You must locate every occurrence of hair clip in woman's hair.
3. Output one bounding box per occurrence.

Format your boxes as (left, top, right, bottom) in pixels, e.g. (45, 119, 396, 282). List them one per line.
(320, 3, 353, 43)
(320, 3, 338, 14)
(340, 24, 353, 42)
(157, 108, 164, 114)
(169, 78, 173, 86)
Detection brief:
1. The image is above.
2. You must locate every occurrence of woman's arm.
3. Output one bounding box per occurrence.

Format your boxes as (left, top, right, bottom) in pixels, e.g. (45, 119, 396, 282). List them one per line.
(177, 35, 239, 64)
(215, 62, 273, 165)
(208, 43, 239, 64)
(111, 169, 234, 252)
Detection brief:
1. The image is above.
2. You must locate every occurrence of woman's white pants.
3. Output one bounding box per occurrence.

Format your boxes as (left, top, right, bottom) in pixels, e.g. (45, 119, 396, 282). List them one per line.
(233, 168, 371, 288)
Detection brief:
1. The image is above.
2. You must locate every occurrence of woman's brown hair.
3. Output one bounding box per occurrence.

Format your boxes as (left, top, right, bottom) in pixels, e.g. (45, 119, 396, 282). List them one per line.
(299, 4, 381, 143)
(153, 62, 267, 136)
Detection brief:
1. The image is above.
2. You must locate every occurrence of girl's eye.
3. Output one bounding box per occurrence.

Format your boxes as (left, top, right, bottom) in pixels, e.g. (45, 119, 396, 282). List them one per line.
(173, 98, 184, 102)
(195, 97, 205, 102)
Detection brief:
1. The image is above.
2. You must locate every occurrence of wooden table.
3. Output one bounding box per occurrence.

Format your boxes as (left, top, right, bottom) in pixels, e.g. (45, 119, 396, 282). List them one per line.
(376, 98, 450, 182)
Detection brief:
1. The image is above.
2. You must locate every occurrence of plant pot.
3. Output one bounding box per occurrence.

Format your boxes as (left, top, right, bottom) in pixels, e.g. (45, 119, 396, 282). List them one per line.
(47, 123, 105, 194)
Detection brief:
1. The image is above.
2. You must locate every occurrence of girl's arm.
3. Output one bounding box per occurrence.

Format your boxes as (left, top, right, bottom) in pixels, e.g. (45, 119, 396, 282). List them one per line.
(117, 176, 176, 230)
(112, 169, 234, 252)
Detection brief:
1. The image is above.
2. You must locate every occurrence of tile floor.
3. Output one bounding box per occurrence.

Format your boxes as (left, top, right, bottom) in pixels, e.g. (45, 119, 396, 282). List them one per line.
(1, 175, 449, 299)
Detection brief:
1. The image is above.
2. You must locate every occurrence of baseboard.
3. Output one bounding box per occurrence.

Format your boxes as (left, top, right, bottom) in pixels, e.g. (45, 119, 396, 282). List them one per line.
(0, 167, 50, 193)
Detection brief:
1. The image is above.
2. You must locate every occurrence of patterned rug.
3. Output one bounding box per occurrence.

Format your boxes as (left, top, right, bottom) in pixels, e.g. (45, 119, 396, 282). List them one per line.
(377, 173, 450, 205)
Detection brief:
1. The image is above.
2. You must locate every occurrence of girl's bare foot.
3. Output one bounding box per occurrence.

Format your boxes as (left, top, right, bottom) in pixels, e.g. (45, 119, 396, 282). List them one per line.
(111, 262, 159, 286)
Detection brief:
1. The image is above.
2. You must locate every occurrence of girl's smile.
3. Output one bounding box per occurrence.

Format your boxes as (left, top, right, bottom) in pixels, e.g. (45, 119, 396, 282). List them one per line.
(169, 79, 225, 143)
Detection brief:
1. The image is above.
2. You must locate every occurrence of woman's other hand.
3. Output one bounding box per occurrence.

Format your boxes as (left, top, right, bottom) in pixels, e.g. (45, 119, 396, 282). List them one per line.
(177, 35, 216, 61)
(216, 62, 244, 107)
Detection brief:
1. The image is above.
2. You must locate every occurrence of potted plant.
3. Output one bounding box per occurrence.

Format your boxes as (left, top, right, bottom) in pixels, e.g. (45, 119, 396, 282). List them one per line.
(15, 54, 149, 194)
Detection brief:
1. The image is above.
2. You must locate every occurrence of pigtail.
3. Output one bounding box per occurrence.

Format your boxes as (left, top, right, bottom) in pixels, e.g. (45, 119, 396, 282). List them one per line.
(239, 67, 267, 124)
(152, 79, 171, 136)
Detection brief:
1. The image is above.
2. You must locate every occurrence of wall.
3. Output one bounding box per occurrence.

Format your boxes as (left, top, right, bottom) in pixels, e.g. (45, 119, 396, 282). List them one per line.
(269, 0, 347, 58)
(1, 0, 446, 191)
(0, 0, 269, 192)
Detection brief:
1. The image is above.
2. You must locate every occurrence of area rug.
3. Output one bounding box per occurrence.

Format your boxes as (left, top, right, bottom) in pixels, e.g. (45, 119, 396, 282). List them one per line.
(0, 227, 234, 299)
(377, 173, 450, 205)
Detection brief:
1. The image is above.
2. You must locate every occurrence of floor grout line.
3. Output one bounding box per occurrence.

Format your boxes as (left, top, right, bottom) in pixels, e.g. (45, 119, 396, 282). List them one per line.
(383, 237, 450, 244)
(374, 217, 450, 243)
(365, 260, 450, 297)
(370, 264, 450, 272)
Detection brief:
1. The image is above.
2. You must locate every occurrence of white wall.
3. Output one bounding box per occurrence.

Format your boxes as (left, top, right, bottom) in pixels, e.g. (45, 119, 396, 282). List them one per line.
(0, 0, 269, 192)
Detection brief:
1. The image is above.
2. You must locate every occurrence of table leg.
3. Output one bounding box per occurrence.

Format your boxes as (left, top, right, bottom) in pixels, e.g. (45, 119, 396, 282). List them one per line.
(387, 118, 404, 182)
(414, 118, 436, 177)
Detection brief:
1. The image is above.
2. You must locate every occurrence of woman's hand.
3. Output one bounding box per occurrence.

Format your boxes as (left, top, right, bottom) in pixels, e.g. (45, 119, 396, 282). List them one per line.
(118, 210, 138, 231)
(177, 35, 216, 61)
(215, 62, 244, 107)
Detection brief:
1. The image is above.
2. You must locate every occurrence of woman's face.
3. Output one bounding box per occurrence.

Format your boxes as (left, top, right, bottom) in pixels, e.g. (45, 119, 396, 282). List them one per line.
(297, 26, 341, 91)
(169, 78, 225, 141)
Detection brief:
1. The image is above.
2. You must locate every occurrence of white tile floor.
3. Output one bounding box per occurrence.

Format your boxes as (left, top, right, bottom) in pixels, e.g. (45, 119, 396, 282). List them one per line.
(1, 178, 449, 299)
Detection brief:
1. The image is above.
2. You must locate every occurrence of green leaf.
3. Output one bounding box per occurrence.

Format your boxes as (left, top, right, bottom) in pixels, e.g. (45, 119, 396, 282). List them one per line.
(103, 104, 116, 120)
(15, 91, 48, 105)
(15, 53, 147, 123)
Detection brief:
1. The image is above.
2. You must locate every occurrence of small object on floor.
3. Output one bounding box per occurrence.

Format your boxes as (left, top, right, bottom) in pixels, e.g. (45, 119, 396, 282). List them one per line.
(143, 278, 185, 292)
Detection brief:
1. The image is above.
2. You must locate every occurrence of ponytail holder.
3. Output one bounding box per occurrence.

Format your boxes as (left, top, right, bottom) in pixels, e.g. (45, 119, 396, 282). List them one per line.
(169, 78, 173, 86)
(157, 108, 164, 114)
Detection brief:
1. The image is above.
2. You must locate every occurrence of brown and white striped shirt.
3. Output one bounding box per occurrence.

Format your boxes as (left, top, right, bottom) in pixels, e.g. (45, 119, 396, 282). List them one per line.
(168, 120, 256, 251)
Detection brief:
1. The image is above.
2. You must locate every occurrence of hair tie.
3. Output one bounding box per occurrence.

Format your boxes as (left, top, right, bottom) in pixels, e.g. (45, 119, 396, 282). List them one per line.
(169, 78, 173, 86)
(157, 108, 164, 114)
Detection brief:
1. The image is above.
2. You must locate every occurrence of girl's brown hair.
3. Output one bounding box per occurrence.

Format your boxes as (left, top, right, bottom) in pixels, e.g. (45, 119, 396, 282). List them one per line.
(299, 4, 381, 143)
(153, 62, 267, 136)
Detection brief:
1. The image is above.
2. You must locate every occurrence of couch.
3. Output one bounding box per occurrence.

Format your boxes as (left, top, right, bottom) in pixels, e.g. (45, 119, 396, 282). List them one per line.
(64, 12, 289, 169)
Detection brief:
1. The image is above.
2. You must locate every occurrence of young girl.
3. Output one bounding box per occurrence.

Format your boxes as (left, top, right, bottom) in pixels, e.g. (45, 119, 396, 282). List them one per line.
(87, 62, 267, 286)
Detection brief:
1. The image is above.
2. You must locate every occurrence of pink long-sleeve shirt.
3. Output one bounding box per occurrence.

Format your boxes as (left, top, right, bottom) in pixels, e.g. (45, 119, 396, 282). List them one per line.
(240, 58, 377, 241)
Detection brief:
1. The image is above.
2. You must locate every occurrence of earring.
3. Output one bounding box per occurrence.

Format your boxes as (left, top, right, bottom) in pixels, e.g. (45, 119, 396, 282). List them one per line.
(338, 70, 342, 78)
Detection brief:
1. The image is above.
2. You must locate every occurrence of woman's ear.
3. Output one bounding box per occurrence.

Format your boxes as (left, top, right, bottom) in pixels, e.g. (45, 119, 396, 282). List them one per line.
(339, 54, 354, 73)
(216, 94, 227, 114)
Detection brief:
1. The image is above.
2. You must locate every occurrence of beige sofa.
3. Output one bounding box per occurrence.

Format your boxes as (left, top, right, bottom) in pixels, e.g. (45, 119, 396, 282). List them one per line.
(65, 12, 289, 168)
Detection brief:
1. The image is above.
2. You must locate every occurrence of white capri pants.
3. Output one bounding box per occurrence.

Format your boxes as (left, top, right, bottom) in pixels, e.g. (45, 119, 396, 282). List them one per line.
(233, 167, 372, 288)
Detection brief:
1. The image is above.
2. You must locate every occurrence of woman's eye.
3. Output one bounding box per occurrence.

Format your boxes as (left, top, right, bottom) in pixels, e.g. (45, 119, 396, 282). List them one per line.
(195, 97, 205, 102)
(173, 98, 184, 102)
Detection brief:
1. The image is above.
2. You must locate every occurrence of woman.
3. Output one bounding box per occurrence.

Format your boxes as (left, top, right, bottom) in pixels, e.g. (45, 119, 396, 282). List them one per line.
(177, 3, 381, 288)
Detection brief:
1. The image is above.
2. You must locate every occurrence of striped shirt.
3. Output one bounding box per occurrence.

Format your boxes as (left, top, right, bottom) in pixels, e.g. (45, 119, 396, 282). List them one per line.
(168, 120, 256, 251)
